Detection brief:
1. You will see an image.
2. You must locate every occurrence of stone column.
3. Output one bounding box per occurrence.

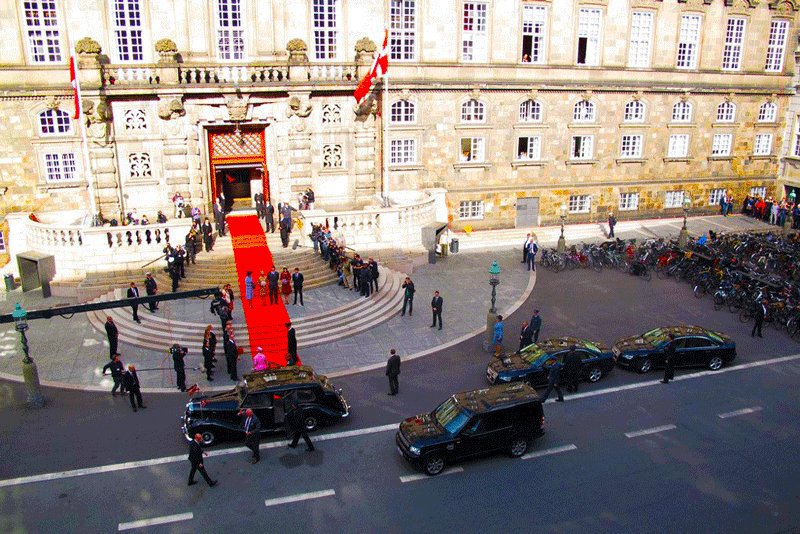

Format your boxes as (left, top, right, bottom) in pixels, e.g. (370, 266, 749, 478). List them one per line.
(353, 116, 378, 206)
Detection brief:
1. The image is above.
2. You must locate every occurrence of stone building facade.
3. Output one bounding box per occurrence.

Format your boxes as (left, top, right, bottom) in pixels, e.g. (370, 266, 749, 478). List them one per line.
(0, 0, 799, 243)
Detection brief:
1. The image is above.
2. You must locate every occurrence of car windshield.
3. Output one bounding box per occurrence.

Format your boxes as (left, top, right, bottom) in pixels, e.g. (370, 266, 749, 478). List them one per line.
(520, 345, 546, 364)
(433, 397, 471, 435)
(642, 328, 667, 344)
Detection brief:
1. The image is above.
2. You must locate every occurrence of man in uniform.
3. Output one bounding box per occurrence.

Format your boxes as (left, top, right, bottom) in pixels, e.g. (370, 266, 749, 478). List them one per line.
(240, 408, 262, 463)
(144, 272, 159, 312)
(170, 343, 188, 392)
(187, 433, 217, 487)
(386, 349, 401, 396)
(286, 398, 315, 452)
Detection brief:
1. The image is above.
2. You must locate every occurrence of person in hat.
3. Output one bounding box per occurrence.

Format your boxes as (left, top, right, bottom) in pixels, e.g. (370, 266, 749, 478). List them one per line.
(188, 433, 217, 487)
(252, 347, 267, 371)
(240, 408, 262, 463)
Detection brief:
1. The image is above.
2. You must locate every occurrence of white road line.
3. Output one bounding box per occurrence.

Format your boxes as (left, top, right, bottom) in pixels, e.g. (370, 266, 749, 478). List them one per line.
(718, 406, 763, 419)
(521, 444, 577, 460)
(399, 467, 464, 483)
(264, 489, 336, 507)
(118, 512, 193, 531)
(625, 424, 677, 439)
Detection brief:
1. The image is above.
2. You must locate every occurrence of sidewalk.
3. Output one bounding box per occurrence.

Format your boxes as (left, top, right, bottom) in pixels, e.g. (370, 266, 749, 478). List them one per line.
(0, 214, 776, 392)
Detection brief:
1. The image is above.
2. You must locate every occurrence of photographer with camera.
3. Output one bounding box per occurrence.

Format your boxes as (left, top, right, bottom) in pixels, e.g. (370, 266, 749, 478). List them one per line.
(170, 343, 189, 392)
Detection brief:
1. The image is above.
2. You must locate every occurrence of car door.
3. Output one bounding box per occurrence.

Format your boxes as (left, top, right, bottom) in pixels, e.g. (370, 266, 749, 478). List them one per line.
(577, 349, 595, 379)
(683, 337, 714, 367)
(456, 412, 511, 458)
(671, 337, 690, 368)
(534, 353, 564, 386)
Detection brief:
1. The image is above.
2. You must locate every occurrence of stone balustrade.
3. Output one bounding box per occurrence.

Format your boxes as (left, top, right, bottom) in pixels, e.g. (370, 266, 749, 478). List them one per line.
(102, 65, 159, 86)
(306, 64, 358, 82)
(178, 64, 289, 85)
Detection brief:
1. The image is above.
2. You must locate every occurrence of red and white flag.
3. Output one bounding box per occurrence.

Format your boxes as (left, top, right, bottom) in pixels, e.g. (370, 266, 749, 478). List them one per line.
(353, 28, 390, 104)
(69, 56, 81, 119)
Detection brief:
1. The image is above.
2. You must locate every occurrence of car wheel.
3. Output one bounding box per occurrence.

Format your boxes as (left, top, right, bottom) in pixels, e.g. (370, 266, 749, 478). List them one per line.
(422, 454, 446, 476)
(509, 436, 529, 458)
(199, 429, 216, 446)
(637, 358, 652, 374)
(588, 366, 603, 383)
(303, 414, 319, 432)
(708, 355, 724, 371)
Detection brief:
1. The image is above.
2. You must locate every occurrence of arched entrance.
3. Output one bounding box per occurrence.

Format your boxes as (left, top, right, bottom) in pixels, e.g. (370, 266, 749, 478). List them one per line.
(208, 125, 268, 212)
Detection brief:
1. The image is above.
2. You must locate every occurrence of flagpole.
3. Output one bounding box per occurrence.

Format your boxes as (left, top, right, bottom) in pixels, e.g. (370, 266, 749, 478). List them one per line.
(70, 52, 99, 223)
(383, 71, 389, 205)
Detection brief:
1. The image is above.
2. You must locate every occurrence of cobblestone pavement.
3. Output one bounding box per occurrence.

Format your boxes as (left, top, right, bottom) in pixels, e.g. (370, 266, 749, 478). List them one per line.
(0, 214, 777, 390)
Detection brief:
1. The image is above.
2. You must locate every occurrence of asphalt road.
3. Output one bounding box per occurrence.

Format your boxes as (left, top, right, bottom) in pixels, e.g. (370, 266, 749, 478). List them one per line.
(1, 267, 798, 532)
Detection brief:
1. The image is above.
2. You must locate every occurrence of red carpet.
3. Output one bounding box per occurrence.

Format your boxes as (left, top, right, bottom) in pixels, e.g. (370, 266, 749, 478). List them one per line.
(227, 215, 293, 366)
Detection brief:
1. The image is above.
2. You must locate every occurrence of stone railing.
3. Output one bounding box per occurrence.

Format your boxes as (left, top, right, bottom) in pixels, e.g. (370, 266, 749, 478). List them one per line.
(178, 64, 289, 85)
(5, 213, 193, 279)
(102, 64, 160, 86)
(306, 64, 358, 82)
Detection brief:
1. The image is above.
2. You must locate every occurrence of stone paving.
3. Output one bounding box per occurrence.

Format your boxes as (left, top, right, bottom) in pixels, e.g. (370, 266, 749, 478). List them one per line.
(0, 214, 778, 391)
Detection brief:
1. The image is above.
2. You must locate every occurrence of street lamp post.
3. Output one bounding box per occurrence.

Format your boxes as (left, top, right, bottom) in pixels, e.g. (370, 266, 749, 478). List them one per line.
(484, 261, 502, 352)
(12, 303, 44, 408)
(557, 203, 567, 253)
(678, 195, 692, 248)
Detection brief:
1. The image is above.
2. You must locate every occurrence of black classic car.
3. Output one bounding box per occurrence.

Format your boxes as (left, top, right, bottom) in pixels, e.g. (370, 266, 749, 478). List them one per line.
(181, 366, 350, 445)
(396, 383, 544, 476)
(613, 325, 736, 373)
(486, 337, 615, 386)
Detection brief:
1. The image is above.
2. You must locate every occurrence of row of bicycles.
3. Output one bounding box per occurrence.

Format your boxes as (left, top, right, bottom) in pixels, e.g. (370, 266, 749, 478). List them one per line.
(539, 231, 800, 341)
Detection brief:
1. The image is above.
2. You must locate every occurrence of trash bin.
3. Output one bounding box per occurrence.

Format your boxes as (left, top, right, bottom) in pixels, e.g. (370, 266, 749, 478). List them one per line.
(450, 238, 459, 253)
(440, 243, 449, 256)
(3, 274, 14, 291)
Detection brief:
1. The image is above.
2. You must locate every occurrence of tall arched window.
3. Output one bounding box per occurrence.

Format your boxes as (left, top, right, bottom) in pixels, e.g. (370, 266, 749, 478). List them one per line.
(573, 100, 595, 122)
(519, 100, 542, 122)
(623, 100, 645, 123)
(758, 102, 777, 123)
(716, 101, 736, 123)
(390, 100, 416, 123)
(671, 101, 693, 123)
(38, 109, 72, 135)
(461, 99, 485, 122)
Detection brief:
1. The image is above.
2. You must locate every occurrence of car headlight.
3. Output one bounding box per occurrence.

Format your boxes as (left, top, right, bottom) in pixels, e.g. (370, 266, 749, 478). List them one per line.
(497, 375, 511, 382)
(409, 445, 421, 456)
(622, 353, 633, 360)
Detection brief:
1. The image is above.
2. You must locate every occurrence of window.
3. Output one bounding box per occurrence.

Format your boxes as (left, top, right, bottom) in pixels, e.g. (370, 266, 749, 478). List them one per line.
(459, 200, 484, 219)
(765, 19, 788, 72)
(576, 8, 602, 66)
(623, 100, 645, 123)
(322, 144, 343, 168)
(0, 231, 5, 252)
(44, 152, 77, 182)
(573, 100, 595, 122)
(753, 133, 773, 156)
(521, 4, 547, 64)
(620, 135, 643, 158)
(709, 188, 725, 205)
(113, 0, 143, 61)
(711, 134, 732, 156)
(460, 138, 485, 162)
(676, 14, 701, 69)
(758, 103, 777, 123)
(628, 11, 653, 68)
(750, 186, 766, 198)
(517, 136, 542, 160)
(389, 0, 416, 61)
(519, 100, 542, 122)
(716, 102, 735, 123)
(128, 152, 151, 179)
(722, 18, 745, 70)
(391, 100, 416, 123)
(462, 2, 488, 62)
(568, 195, 591, 213)
(570, 135, 594, 160)
(665, 190, 685, 208)
(672, 101, 692, 123)
(313, 0, 338, 60)
(793, 119, 800, 157)
(24, 1, 63, 63)
(215, 0, 244, 60)
(321, 103, 342, 124)
(461, 99, 485, 122)
(38, 109, 72, 135)
(390, 139, 417, 165)
(668, 134, 689, 158)
(619, 192, 639, 211)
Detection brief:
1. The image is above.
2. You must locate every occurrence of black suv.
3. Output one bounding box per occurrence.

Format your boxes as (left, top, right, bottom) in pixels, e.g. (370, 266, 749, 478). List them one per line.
(396, 383, 544, 476)
(181, 366, 350, 445)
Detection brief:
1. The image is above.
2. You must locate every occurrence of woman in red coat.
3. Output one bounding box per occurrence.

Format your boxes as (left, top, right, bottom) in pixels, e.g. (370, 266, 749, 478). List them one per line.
(279, 267, 292, 305)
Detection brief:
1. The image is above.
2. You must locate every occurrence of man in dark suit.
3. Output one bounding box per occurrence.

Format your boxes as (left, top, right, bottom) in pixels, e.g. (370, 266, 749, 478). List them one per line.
(400, 276, 415, 316)
(268, 266, 280, 305)
(170, 343, 188, 392)
(265, 201, 275, 232)
(530, 309, 542, 343)
(369, 258, 380, 293)
(286, 398, 315, 452)
(126, 282, 141, 323)
(522, 233, 531, 263)
(430, 291, 443, 330)
(386, 349, 401, 395)
(210, 292, 231, 330)
(240, 408, 262, 463)
(187, 433, 217, 487)
(144, 272, 158, 312)
(286, 322, 297, 363)
(102, 354, 125, 395)
(122, 364, 146, 411)
(541, 361, 564, 402)
(213, 200, 226, 237)
(224, 333, 239, 381)
(292, 268, 304, 306)
(104, 316, 118, 358)
(661, 333, 676, 384)
(563, 345, 582, 393)
(752, 299, 768, 338)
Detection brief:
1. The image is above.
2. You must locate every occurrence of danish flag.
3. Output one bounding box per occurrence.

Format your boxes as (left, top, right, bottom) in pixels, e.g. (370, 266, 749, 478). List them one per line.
(353, 28, 390, 104)
(69, 56, 81, 119)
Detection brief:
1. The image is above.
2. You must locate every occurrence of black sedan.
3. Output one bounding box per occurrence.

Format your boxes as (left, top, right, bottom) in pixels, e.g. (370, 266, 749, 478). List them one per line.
(486, 337, 615, 387)
(613, 325, 736, 374)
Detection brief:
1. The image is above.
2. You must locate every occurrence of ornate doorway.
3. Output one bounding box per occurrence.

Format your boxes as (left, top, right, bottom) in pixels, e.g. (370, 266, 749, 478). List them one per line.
(208, 126, 268, 211)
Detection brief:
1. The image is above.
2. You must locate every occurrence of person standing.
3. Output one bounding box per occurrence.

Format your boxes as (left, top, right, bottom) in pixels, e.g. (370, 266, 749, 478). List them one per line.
(244, 271, 255, 309)
(279, 218, 290, 248)
(522, 233, 531, 264)
(430, 291, 443, 330)
(530, 310, 542, 343)
(268, 266, 280, 305)
(223, 284, 235, 318)
(400, 276, 415, 316)
(187, 433, 217, 487)
(563, 345, 582, 394)
(386, 349, 401, 395)
(104, 316, 119, 358)
(201, 217, 214, 252)
(224, 331, 239, 381)
(360, 263, 372, 298)
(202, 325, 216, 381)
(213, 199, 226, 237)
(541, 361, 564, 402)
(526, 238, 539, 271)
(126, 282, 141, 324)
(752, 299, 768, 338)
(265, 200, 275, 233)
(661, 333, 676, 384)
(286, 322, 298, 363)
(518, 321, 533, 352)
(144, 272, 158, 312)
(492, 315, 505, 356)
(292, 268, 304, 306)
(369, 258, 380, 293)
(305, 187, 315, 210)
(280, 267, 292, 305)
(210, 291, 231, 331)
(252, 347, 268, 371)
(170, 343, 188, 392)
(240, 408, 262, 463)
(122, 364, 146, 412)
(608, 211, 617, 238)
(286, 399, 315, 452)
(102, 354, 125, 395)
(258, 270, 268, 306)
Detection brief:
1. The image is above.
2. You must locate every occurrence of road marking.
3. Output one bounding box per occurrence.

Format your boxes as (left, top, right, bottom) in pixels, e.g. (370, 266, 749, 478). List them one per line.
(118, 512, 193, 531)
(264, 489, 335, 507)
(399, 467, 464, 483)
(718, 406, 763, 419)
(521, 444, 577, 460)
(625, 424, 677, 439)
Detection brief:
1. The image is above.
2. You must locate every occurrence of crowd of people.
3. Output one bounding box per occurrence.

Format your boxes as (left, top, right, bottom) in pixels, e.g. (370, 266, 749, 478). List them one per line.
(741, 192, 800, 229)
(307, 223, 380, 297)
